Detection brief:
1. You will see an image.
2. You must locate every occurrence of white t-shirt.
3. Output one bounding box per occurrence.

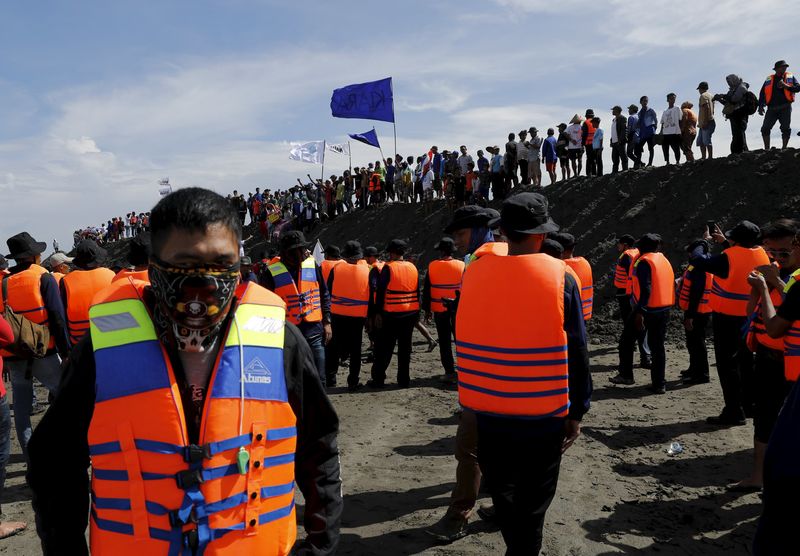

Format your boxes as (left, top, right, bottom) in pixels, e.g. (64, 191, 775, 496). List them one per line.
(528, 136, 542, 160)
(661, 106, 683, 135)
(422, 170, 434, 190)
(566, 124, 583, 149)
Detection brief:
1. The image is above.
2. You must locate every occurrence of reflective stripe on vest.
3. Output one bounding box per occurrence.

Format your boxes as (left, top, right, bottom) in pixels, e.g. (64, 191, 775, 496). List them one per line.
(632, 252, 675, 309)
(748, 286, 785, 352)
(330, 262, 370, 318)
(614, 248, 638, 291)
(456, 253, 569, 418)
(565, 257, 593, 321)
(384, 261, 420, 313)
(677, 266, 713, 314)
(268, 258, 322, 325)
(710, 246, 770, 316)
(784, 269, 800, 381)
(0, 265, 55, 357)
(763, 73, 796, 105)
(87, 280, 297, 555)
(428, 259, 466, 313)
(63, 268, 115, 345)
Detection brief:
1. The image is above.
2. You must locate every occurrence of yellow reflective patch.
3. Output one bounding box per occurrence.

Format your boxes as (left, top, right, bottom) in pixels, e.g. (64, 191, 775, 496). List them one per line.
(226, 303, 285, 348)
(89, 299, 156, 351)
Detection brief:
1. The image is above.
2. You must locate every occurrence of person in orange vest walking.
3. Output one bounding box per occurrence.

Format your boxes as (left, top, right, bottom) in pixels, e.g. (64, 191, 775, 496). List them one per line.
(552, 233, 594, 321)
(610, 234, 675, 393)
(261, 231, 332, 386)
(691, 220, 770, 425)
(112, 232, 151, 283)
(368, 239, 419, 388)
(1, 232, 70, 458)
(457, 193, 591, 555)
(27, 187, 342, 555)
(733, 220, 799, 493)
(422, 238, 465, 384)
(758, 59, 800, 150)
(49, 252, 73, 284)
(677, 240, 714, 385)
(320, 245, 343, 284)
(60, 240, 115, 346)
(613, 234, 651, 368)
(327, 241, 370, 390)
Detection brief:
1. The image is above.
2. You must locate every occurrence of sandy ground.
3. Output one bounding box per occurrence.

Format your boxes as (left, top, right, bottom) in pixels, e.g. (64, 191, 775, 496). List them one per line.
(0, 334, 761, 555)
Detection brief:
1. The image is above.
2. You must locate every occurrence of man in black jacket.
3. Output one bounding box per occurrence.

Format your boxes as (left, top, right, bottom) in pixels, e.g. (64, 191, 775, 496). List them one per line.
(27, 188, 342, 555)
(610, 106, 628, 173)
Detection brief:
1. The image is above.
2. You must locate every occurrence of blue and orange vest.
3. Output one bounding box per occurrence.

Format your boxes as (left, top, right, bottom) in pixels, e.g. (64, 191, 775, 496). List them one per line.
(782, 269, 800, 382)
(763, 72, 796, 105)
(677, 265, 713, 314)
(632, 252, 675, 309)
(456, 253, 569, 418)
(710, 246, 770, 316)
(0, 264, 56, 357)
(383, 261, 420, 313)
(565, 257, 593, 320)
(614, 248, 639, 293)
(63, 267, 116, 345)
(87, 279, 297, 555)
(428, 259, 466, 313)
(330, 262, 370, 318)
(268, 258, 322, 325)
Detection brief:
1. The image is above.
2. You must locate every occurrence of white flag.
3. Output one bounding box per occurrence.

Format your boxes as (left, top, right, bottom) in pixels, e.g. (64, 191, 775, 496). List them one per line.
(158, 185, 172, 197)
(289, 141, 325, 164)
(312, 240, 324, 266)
(326, 142, 350, 156)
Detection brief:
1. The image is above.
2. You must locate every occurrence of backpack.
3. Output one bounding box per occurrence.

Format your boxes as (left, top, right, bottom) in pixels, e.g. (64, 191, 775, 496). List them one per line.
(743, 90, 759, 116)
(1, 276, 51, 359)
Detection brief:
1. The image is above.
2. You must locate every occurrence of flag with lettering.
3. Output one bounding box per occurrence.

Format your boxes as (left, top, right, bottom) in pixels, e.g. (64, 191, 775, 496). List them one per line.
(326, 143, 350, 156)
(330, 78, 395, 123)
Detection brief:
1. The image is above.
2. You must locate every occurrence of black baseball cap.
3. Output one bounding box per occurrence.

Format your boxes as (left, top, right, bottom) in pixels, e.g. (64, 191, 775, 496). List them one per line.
(697, 81, 709, 90)
(491, 193, 559, 235)
(725, 220, 761, 246)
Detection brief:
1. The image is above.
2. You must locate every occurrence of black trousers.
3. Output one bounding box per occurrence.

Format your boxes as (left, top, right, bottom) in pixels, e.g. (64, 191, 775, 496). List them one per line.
(584, 145, 596, 175)
(518, 160, 529, 185)
(753, 346, 791, 443)
(328, 315, 365, 387)
(617, 296, 649, 361)
(619, 310, 668, 386)
(712, 313, 752, 419)
(433, 311, 455, 375)
(635, 136, 656, 166)
(611, 142, 628, 173)
(371, 313, 417, 386)
(685, 312, 710, 379)
(477, 418, 565, 556)
(594, 148, 604, 176)
(661, 134, 682, 163)
(729, 115, 748, 154)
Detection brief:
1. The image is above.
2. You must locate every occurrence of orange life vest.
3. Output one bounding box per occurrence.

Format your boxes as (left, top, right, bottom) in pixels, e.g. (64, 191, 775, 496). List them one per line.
(112, 269, 150, 283)
(565, 264, 582, 293)
(677, 266, 713, 314)
(467, 242, 508, 267)
(428, 259, 466, 313)
(565, 257, 593, 320)
(783, 269, 800, 381)
(383, 261, 419, 313)
(51, 272, 65, 285)
(763, 72, 795, 105)
(63, 267, 116, 345)
(87, 280, 297, 555)
(330, 262, 370, 318)
(321, 259, 343, 284)
(268, 258, 322, 325)
(748, 285, 785, 352)
(710, 246, 770, 316)
(614, 248, 639, 292)
(583, 120, 596, 146)
(0, 264, 56, 357)
(631, 252, 675, 309)
(456, 253, 569, 418)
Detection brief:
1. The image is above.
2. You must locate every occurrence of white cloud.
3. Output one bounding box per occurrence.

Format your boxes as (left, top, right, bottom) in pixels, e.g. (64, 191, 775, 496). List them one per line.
(64, 136, 102, 155)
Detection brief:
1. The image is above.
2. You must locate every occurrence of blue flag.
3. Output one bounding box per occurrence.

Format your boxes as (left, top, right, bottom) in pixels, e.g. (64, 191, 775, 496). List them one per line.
(348, 128, 381, 149)
(331, 78, 395, 123)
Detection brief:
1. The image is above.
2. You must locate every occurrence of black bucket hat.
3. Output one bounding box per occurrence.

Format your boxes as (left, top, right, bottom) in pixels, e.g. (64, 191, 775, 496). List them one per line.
(434, 237, 457, 253)
(342, 241, 363, 259)
(386, 239, 408, 255)
(490, 193, 559, 235)
(5, 232, 46, 260)
(279, 231, 309, 252)
(445, 206, 497, 233)
(73, 239, 108, 269)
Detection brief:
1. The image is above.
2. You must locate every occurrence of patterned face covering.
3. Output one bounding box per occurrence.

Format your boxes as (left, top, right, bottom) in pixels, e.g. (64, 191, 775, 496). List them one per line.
(149, 258, 240, 352)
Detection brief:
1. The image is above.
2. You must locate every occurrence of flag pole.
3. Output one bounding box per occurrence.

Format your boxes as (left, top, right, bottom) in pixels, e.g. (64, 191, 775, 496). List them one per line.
(391, 78, 397, 163)
(348, 140, 352, 174)
(376, 127, 386, 164)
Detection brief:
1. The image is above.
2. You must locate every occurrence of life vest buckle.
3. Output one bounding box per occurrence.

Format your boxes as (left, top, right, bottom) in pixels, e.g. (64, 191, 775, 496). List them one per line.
(175, 469, 204, 490)
(184, 444, 210, 464)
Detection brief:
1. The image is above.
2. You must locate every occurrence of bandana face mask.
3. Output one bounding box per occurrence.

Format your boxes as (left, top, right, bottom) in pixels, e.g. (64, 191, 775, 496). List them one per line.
(149, 258, 240, 352)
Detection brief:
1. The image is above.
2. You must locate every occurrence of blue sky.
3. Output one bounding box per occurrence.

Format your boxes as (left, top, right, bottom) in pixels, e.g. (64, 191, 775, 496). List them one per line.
(0, 0, 796, 252)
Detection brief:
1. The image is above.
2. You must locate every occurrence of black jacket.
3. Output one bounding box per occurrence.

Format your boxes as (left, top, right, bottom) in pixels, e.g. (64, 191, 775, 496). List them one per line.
(27, 302, 342, 555)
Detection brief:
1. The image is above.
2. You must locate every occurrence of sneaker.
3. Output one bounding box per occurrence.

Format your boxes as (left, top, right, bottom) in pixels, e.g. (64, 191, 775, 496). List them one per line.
(476, 504, 496, 523)
(366, 379, 385, 389)
(648, 384, 666, 395)
(609, 374, 635, 385)
(347, 383, 362, 392)
(706, 413, 746, 426)
(424, 514, 469, 544)
(680, 369, 693, 378)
